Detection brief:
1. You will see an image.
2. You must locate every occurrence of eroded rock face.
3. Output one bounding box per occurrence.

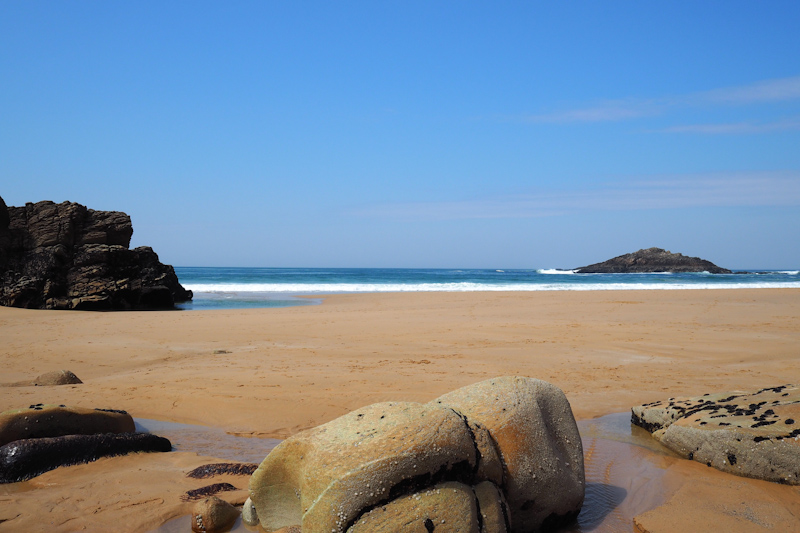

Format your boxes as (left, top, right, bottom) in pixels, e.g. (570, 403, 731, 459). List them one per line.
(349, 481, 480, 533)
(249, 377, 583, 532)
(574, 247, 731, 274)
(0, 197, 191, 309)
(632, 385, 800, 484)
(0, 404, 135, 447)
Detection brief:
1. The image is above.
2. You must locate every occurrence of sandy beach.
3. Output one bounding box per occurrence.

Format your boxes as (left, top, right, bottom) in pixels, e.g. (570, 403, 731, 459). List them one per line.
(2, 289, 800, 531)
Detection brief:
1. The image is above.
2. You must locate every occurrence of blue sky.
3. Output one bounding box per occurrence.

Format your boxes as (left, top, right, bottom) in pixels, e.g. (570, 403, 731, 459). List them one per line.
(2, 2, 799, 268)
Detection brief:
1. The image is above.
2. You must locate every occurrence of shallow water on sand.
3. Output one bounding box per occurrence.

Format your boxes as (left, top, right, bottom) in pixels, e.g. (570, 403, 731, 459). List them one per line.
(152, 412, 679, 532)
(134, 418, 281, 464)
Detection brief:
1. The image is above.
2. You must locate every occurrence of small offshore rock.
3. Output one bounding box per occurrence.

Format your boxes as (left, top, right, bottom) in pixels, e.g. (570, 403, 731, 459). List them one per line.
(574, 247, 731, 274)
(32, 370, 83, 386)
(0, 404, 134, 447)
(241, 497, 258, 527)
(191, 496, 239, 533)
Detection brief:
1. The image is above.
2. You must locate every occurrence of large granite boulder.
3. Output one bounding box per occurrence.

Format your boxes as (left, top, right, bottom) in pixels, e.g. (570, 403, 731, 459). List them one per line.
(434, 377, 585, 531)
(0, 197, 191, 310)
(0, 404, 135, 446)
(632, 385, 800, 484)
(248, 377, 583, 532)
(574, 247, 731, 274)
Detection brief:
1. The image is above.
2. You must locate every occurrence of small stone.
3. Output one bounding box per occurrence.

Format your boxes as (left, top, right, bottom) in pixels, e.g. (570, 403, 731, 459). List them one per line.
(242, 497, 258, 526)
(191, 496, 238, 533)
(32, 370, 82, 386)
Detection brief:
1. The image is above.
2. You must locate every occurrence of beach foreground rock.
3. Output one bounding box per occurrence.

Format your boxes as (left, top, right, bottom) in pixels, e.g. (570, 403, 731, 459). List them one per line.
(249, 376, 584, 532)
(0, 404, 135, 446)
(0, 432, 172, 483)
(191, 496, 240, 533)
(632, 385, 800, 484)
(0, 196, 192, 309)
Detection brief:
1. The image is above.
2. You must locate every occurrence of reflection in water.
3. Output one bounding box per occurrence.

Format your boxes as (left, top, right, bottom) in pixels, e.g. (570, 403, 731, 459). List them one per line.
(567, 412, 681, 532)
(148, 413, 678, 532)
(134, 418, 281, 465)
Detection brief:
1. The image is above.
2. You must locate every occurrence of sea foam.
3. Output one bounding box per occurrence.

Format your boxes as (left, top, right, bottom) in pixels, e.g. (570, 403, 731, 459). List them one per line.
(184, 281, 800, 294)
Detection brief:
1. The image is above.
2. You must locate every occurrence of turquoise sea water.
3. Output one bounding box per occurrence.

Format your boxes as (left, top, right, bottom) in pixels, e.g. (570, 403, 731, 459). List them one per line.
(174, 267, 800, 310)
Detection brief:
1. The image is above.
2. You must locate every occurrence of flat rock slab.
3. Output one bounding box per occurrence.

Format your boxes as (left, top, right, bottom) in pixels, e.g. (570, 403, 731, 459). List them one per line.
(0, 404, 135, 446)
(632, 385, 800, 484)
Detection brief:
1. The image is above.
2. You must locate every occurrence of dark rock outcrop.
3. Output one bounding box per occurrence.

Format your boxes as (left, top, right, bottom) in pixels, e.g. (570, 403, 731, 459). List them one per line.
(0, 196, 191, 309)
(0, 432, 172, 483)
(574, 247, 731, 274)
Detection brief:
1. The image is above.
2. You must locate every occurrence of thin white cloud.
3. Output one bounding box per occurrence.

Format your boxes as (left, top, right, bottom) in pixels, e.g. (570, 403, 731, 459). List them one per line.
(660, 117, 800, 134)
(698, 76, 800, 104)
(519, 75, 800, 124)
(524, 100, 660, 123)
(354, 171, 800, 220)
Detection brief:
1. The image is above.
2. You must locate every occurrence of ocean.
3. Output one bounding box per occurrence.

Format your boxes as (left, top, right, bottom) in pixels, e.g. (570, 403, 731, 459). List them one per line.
(174, 267, 800, 310)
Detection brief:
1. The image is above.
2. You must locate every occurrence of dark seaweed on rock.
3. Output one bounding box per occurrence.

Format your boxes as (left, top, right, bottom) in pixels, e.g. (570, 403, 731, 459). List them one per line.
(0, 432, 172, 483)
(182, 483, 238, 501)
(186, 462, 258, 479)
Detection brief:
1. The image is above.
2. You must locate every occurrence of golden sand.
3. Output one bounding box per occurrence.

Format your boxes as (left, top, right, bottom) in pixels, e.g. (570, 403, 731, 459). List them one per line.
(1, 289, 799, 531)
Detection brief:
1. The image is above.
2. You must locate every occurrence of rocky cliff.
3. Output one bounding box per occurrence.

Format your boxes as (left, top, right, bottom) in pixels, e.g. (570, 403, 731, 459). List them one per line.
(575, 247, 731, 274)
(0, 197, 192, 310)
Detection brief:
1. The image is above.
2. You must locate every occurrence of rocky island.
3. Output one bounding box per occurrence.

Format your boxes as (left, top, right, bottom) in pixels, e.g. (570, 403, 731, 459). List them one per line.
(574, 247, 732, 274)
(0, 196, 192, 310)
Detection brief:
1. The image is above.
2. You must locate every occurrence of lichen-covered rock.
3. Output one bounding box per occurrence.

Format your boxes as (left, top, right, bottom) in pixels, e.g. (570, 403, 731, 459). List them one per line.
(433, 377, 584, 531)
(632, 385, 800, 484)
(32, 369, 83, 386)
(191, 496, 239, 533)
(348, 481, 480, 533)
(250, 402, 478, 532)
(249, 377, 583, 533)
(0, 199, 191, 310)
(0, 404, 135, 447)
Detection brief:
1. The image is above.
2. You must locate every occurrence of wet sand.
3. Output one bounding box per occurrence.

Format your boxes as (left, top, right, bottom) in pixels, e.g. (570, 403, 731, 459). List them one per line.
(1, 289, 799, 531)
